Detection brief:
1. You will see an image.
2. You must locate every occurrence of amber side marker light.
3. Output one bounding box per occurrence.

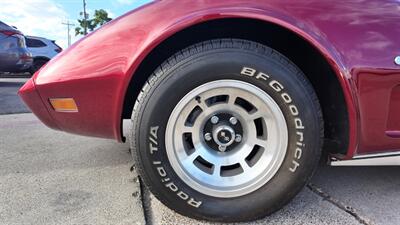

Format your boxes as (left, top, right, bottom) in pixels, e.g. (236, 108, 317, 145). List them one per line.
(49, 98, 78, 112)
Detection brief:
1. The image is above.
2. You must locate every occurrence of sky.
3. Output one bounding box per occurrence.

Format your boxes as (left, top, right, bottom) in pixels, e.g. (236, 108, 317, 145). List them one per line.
(0, 0, 151, 49)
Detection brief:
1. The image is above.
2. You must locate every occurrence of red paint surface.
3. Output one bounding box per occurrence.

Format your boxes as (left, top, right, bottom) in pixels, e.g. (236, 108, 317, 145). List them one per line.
(387, 85, 400, 131)
(18, 79, 60, 130)
(19, 0, 400, 158)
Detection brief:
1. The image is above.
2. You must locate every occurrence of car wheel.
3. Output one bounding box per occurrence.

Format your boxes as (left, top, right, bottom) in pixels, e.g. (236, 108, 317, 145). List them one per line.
(30, 59, 48, 74)
(130, 39, 323, 222)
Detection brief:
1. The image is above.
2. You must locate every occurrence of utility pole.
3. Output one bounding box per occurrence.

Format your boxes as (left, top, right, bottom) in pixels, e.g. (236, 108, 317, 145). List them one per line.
(62, 21, 74, 47)
(83, 0, 88, 35)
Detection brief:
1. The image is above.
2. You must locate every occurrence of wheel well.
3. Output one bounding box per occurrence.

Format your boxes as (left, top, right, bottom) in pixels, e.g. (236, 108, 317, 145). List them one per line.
(122, 18, 349, 155)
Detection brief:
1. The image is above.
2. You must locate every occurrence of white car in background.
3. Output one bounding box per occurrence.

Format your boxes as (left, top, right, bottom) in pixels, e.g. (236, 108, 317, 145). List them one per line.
(25, 36, 62, 74)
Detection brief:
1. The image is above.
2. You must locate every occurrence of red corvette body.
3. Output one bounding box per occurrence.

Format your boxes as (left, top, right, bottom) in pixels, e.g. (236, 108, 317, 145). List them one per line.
(19, 0, 400, 161)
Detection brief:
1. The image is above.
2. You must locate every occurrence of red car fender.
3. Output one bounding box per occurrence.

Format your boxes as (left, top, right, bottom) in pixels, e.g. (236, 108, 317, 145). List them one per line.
(29, 1, 361, 158)
(118, 6, 359, 159)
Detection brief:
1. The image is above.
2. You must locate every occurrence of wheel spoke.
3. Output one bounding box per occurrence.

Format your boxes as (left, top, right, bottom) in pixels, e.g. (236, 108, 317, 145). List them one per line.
(254, 139, 268, 147)
(227, 93, 238, 105)
(182, 125, 194, 134)
(240, 159, 250, 171)
(251, 111, 273, 121)
(212, 165, 221, 177)
(181, 151, 199, 166)
(197, 99, 208, 111)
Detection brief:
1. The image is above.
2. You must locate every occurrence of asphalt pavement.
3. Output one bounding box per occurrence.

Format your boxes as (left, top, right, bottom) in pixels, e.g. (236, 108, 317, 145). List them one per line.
(0, 77, 399, 225)
(0, 78, 30, 114)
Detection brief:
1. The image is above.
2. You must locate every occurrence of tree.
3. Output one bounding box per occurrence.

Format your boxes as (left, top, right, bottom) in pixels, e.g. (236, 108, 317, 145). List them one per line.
(75, 9, 112, 36)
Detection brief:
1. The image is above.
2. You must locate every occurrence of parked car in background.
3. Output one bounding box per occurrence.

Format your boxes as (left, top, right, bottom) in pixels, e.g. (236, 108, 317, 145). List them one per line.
(25, 36, 62, 74)
(0, 21, 32, 73)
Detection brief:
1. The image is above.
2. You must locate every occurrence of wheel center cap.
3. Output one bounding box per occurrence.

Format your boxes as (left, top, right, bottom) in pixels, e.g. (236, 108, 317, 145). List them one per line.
(213, 125, 235, 147)
(218, 130, 231, 143)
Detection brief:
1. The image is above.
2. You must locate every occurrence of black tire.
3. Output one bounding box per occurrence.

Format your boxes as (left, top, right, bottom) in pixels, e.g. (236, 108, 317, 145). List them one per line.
(131, 39, 323, 222)
(30, 59, 48, 74)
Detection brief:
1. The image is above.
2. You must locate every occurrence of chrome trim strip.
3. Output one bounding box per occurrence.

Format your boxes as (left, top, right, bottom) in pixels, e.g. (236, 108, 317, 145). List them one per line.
(353, 151, 400, 159)
(330, 155, 400, 166)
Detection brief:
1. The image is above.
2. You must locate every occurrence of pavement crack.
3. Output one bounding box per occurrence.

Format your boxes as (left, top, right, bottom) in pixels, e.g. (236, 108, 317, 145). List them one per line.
(307, 183, 373, 225)
(138, 176, 153, 225)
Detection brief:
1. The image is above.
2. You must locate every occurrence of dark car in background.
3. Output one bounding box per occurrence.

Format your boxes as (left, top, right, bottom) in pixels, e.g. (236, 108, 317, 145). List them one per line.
(0, 21, 32, 73)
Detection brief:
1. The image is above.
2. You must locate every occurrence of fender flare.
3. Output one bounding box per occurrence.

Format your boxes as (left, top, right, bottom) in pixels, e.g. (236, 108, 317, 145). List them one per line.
(119, 7, 358, 158)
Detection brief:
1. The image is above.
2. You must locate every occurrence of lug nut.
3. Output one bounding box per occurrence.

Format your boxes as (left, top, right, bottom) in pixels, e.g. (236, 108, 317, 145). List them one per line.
(218, 145, 226, 152)
(235, 134, 242, 142)
(204, 133, 212, 141)
(211, 116, 219, 124)
(229, 117, 238, 125)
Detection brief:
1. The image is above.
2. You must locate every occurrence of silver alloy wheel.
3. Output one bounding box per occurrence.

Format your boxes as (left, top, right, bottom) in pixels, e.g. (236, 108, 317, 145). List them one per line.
(165, 80, 288, 198)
